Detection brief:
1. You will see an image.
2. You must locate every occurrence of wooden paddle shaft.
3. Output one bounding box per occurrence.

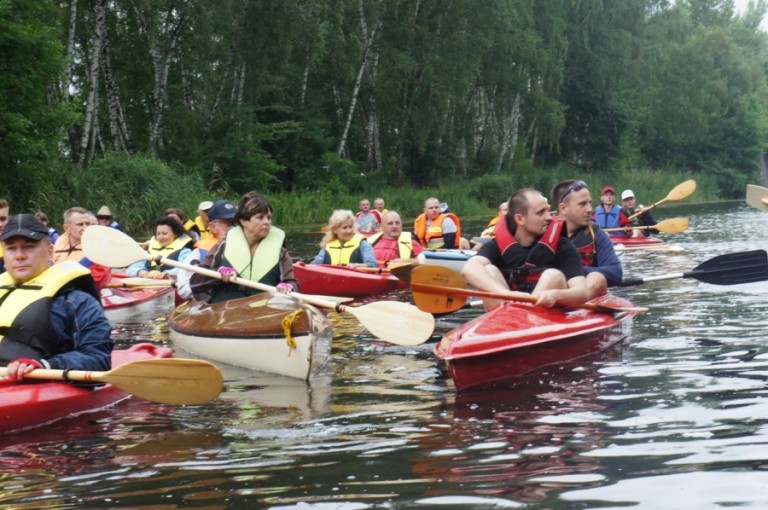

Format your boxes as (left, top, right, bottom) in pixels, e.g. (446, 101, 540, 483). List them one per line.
(412, 282, 610, 312)
(155, 256, 343, 311)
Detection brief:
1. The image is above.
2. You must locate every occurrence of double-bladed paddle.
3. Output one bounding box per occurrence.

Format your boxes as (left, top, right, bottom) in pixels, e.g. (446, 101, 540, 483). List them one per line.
(619, 250, 768, 287)
(0, 358, 223, 405)
(83, 226, 434, 346)
(746, 184, 768, 212)
(626, 180, 697, 221)
(410, 265, 647, 315)
(603, 217, 689, 234)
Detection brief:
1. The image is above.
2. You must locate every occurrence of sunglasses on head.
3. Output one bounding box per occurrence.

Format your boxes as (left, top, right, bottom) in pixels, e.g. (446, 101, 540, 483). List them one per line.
(560, 180, 588, 203)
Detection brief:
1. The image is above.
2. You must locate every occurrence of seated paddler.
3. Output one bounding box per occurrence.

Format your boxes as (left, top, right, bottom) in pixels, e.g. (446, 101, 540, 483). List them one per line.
(0, 214, 113, 380)
(312, 209, 378, 268)
(461, 188, 589, 310)
(126, 216, 194, 281)
(189, 191, 298, 303)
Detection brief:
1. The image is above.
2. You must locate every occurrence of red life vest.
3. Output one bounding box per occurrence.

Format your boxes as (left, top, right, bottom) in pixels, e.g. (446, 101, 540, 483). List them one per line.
(494, 216, 564, 291)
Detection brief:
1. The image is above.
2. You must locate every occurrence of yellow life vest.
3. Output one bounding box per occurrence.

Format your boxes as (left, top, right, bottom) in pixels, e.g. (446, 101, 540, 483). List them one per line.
(223, 225, 285, 282)
(325, 234, 365, 265)
(185, 216, 212, 240)
(147, 234, 193, 269)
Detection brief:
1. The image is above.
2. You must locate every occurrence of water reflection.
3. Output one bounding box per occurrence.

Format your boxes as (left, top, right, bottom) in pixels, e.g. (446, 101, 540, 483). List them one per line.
(1, 202, 768, 508)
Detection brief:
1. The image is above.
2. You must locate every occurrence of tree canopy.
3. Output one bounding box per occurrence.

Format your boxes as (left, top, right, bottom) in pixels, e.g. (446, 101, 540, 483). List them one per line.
(2, 0, 768, 206)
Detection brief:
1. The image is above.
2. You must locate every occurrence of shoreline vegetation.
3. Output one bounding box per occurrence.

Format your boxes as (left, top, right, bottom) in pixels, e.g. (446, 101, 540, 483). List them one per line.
(17, 155, 727, 238)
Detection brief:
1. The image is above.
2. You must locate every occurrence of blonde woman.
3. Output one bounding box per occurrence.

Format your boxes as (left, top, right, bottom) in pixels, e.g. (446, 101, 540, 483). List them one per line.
(312, 210, 377, 267)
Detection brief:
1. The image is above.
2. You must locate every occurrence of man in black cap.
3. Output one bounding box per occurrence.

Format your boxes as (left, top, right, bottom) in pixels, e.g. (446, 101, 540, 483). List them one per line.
(176, 199, 237, 301)
(0, 214, 113, 380)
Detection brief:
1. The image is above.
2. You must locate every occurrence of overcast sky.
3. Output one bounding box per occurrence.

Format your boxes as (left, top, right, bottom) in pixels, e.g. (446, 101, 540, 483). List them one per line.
(733, 0, 768, 30)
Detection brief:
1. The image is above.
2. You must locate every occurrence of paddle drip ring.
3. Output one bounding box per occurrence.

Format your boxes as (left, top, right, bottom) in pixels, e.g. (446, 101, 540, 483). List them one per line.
(281, 309, 303, 356)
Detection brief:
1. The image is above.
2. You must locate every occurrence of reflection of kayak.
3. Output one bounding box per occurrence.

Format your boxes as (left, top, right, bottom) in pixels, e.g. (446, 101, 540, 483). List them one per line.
(0, 343, 173, 435)
(610, 236, 664, 246)
(169, 292, 332, 380)
(434, 295, 637, 391)
(101, 276, 176, 321)
(614, 243, 684, 252)
(417, 249, 475, 273)
(293, 261, 407, 297)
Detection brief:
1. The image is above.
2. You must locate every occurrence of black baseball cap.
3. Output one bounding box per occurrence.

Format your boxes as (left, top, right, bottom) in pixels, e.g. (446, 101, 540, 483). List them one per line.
(0, 214, 49, 242)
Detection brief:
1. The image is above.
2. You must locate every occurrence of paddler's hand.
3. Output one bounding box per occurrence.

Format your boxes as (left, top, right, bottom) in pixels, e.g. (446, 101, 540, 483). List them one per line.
(274, 282, 293, 294)
(5, 358, 45, 380)
(218, 266, 237, 283)
(140, 270, 169, 280)
(533, 290, 560, 308)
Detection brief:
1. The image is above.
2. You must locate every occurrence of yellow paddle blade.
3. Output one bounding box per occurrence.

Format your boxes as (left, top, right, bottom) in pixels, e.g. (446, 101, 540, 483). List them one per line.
(666, 179, 697, 201)
(627, 180, 697, 221)
(388, 261, 418, 282)
(652, 217, 689, 234)
(4, 358, 224, 405)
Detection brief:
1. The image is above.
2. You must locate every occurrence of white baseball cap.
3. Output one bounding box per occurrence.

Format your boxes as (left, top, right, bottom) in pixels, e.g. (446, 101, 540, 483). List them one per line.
(198, 200, 214, 211)
(621, 190, 634, 200)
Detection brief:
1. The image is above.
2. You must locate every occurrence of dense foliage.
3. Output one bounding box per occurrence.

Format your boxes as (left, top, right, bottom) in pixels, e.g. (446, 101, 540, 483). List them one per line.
(1, 0, 767, 230)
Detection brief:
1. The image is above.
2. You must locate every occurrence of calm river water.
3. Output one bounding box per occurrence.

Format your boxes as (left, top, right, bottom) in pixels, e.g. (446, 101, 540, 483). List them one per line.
(2, 201, 767, 509)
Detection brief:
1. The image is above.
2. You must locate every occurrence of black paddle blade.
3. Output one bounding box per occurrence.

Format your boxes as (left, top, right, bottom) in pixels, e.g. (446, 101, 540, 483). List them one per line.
(687, 250, 768, 285)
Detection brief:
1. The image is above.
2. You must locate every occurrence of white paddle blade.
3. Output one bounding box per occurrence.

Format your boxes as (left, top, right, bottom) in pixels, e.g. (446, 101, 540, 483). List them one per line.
(346, 301, 435, 346)
(83, 225, 150, 267)
(746, 184, 768, 212)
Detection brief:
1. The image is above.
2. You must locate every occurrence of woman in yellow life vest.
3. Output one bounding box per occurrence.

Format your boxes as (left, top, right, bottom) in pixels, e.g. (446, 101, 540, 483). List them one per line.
(312, 210, 378, 267)
(188, 191, 299, 304)
(127, 216, 193, 280)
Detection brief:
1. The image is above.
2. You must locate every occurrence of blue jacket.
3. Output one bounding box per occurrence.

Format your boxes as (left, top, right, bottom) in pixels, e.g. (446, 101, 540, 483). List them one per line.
(585, 226, 624, 286)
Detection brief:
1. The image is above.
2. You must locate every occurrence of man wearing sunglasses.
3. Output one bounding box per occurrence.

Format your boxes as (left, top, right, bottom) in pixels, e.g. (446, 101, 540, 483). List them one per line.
(552, 180, 623, 299)
(461, 188, 588, 309)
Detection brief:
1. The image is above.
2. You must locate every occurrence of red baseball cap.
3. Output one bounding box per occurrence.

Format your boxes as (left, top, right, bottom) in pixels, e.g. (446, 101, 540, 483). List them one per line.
(601, 186, 616, 195)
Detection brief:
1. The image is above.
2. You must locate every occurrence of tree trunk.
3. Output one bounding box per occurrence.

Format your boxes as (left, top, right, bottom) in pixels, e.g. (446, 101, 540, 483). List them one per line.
(62, 0, 78, 101)
(148, 7, 186, 154)
(365, 44, 382, 171)
(201, 44, 234, 144)
(102, 29, 133, 153)
(495, 92, 521, 173)
(79, 0, 106, 165)
(336, 17, 381, 158)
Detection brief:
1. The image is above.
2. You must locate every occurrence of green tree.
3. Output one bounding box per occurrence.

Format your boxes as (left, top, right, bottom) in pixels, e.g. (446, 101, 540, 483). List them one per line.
(0, 0, 71, 185)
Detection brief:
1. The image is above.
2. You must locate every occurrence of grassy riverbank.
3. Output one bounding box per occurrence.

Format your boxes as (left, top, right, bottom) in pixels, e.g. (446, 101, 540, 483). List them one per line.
(18, 154, 725, 237)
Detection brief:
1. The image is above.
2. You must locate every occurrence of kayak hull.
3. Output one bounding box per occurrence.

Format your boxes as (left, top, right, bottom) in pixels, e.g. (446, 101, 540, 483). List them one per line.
(168, 292, 333, 380)
(101, 280, 176, 322)
(293, 261, 407, 297)
(417, 249, 475, 273)
(0, 343, 173, 435)
(434, 295, 637, 390)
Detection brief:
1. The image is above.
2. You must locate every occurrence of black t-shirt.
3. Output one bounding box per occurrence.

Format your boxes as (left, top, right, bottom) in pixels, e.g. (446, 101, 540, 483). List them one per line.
(476, 234, 585, 286)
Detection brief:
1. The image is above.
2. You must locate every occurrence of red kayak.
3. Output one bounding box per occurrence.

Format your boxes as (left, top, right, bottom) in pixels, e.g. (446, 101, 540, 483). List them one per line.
(101, 276, 176, 321)
(293, 261, 408, 297)
(434, 295, 638, 390)
(0, 343, 173, 434)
